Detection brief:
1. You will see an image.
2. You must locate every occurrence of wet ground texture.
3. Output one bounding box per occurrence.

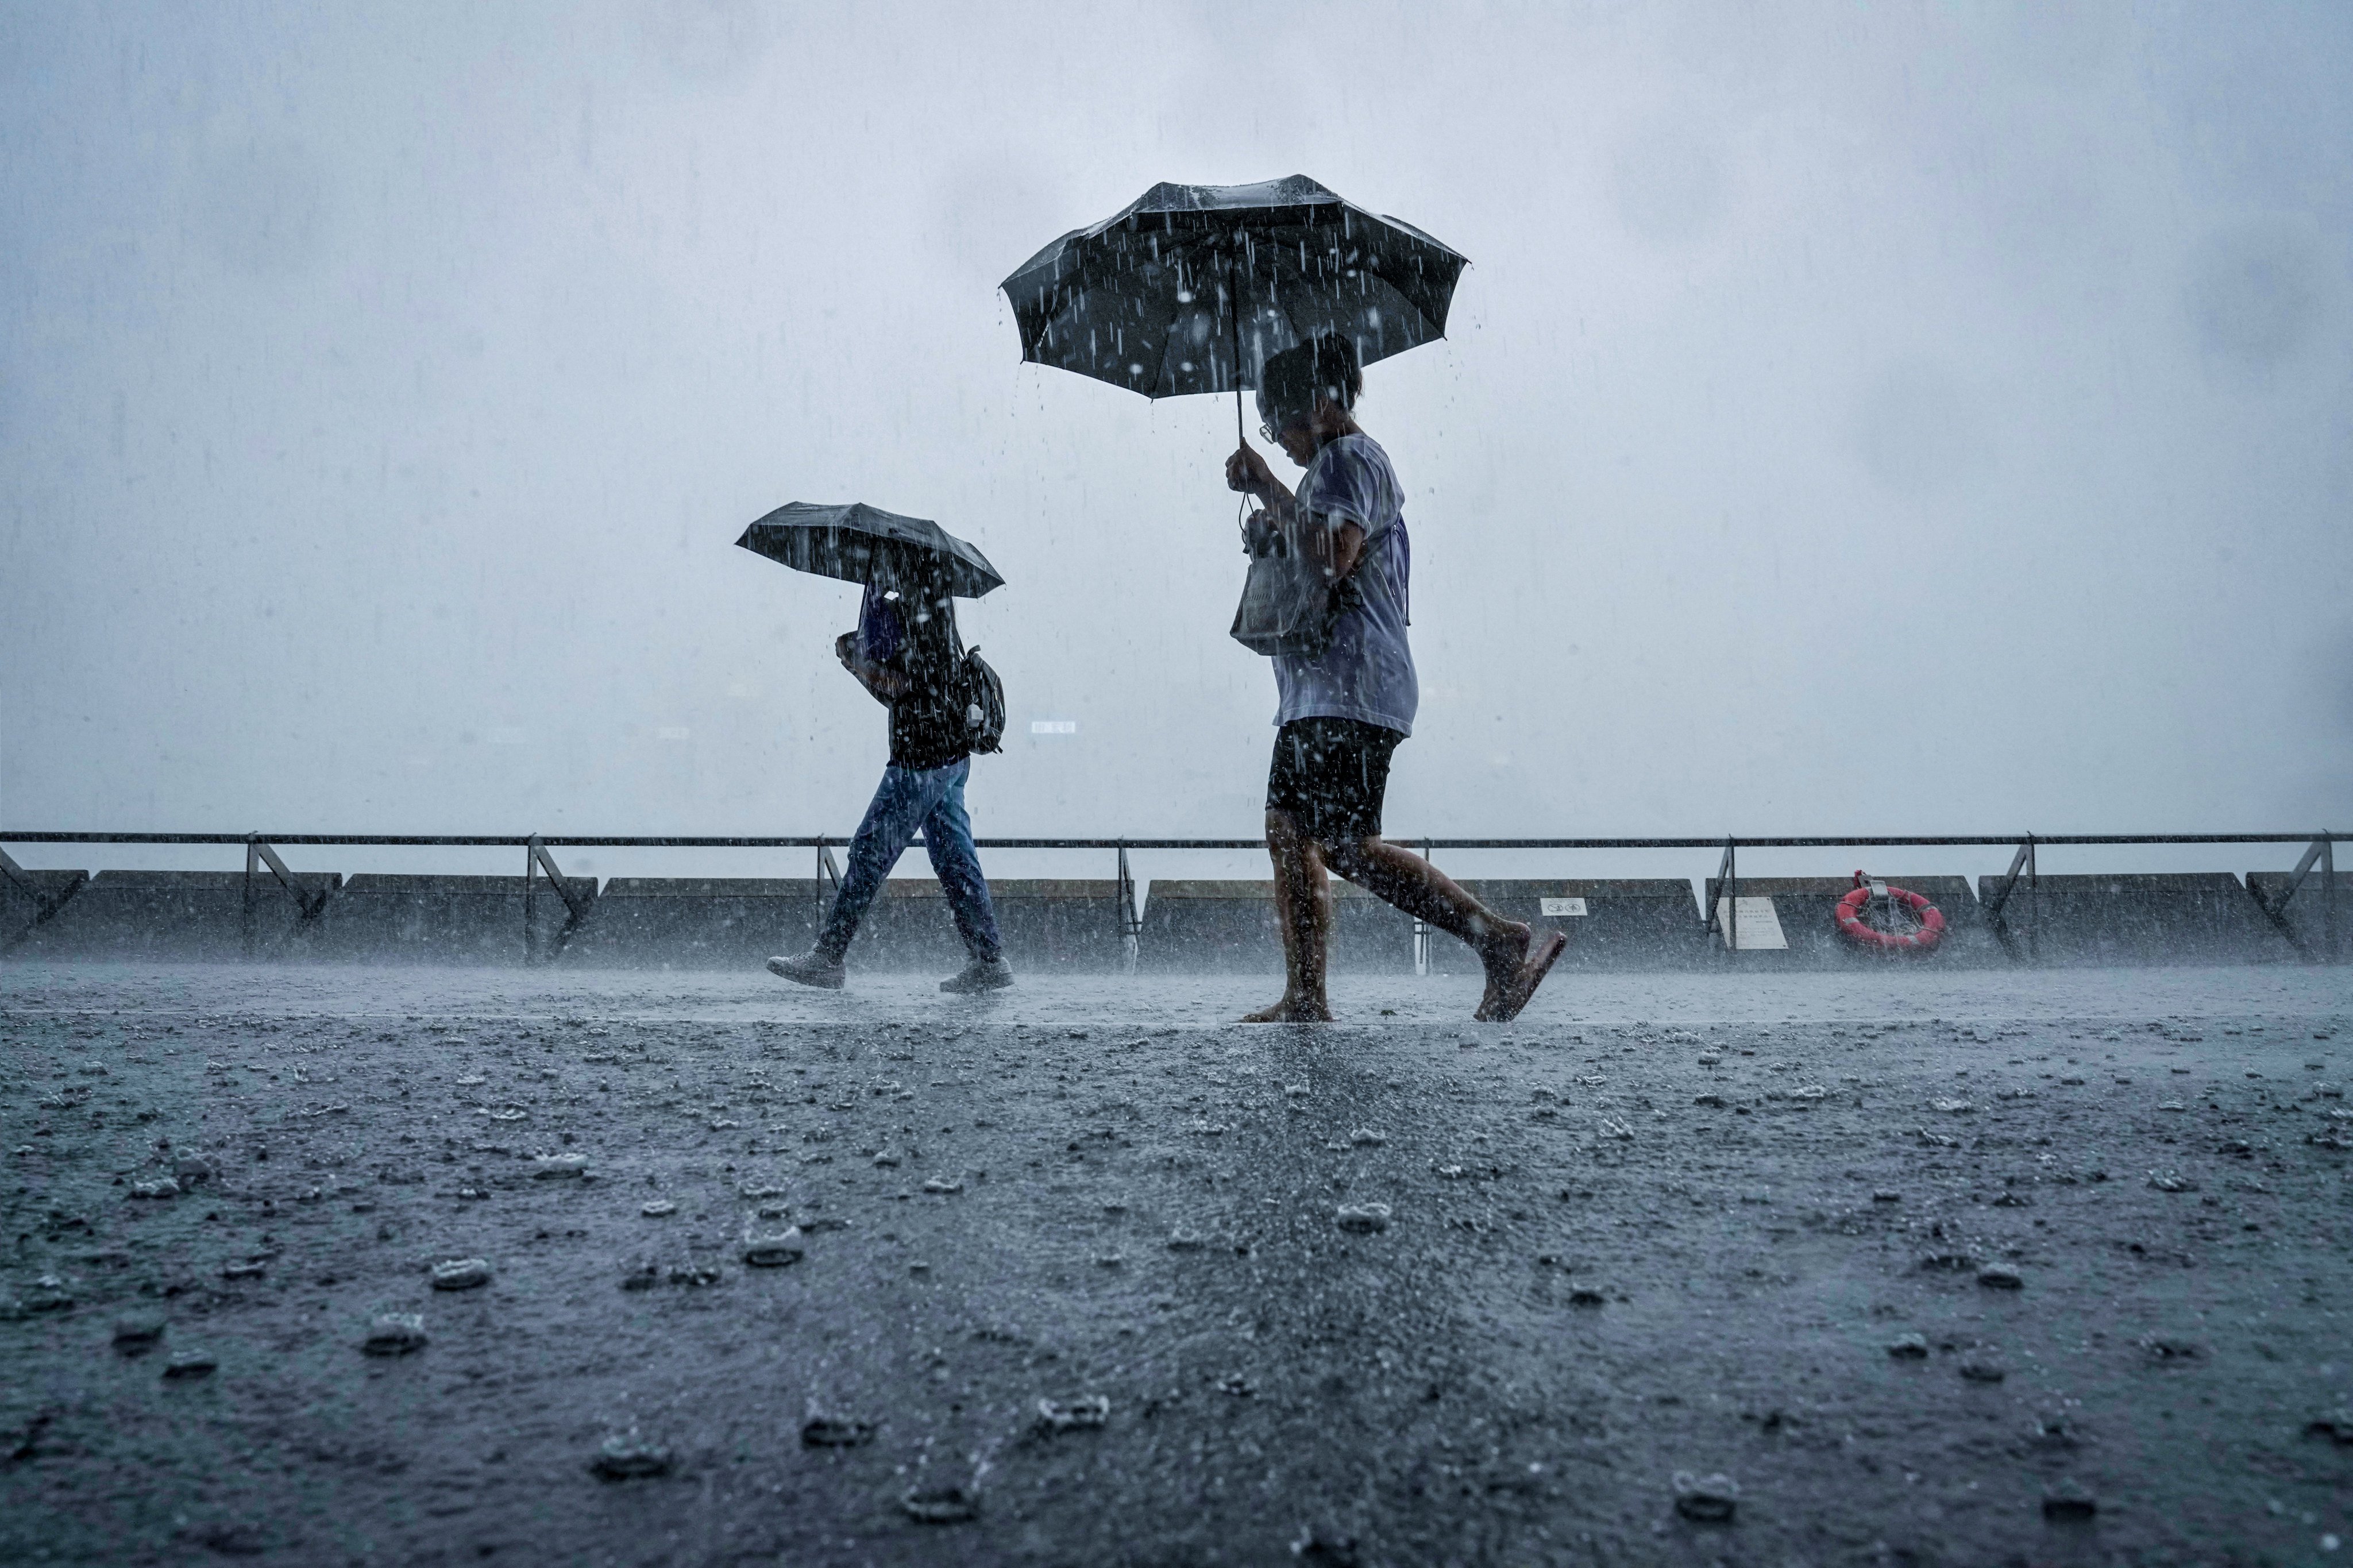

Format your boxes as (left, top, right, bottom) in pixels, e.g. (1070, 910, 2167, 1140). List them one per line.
(3, 964, 2352, 1566)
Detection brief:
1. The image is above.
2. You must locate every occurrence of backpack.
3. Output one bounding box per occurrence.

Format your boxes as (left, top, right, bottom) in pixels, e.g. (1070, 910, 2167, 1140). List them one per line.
(954, 646, 1006, 755)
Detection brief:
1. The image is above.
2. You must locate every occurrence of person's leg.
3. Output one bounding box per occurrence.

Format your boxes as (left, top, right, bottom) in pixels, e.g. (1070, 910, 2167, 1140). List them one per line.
(1325, 836, 1564, 1020)
(1304, 720, 1561, 1021)
(920, 761, 1005, 964)
(1324, 837, 1510, 949)
(1323, 836, 1529, 996)
(812, 766, 933, 959)
(1245, 805, 1333, 1022)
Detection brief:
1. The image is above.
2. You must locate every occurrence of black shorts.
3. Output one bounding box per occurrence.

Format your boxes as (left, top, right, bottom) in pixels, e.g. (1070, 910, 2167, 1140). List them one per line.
(1265, 717, 1404, 843)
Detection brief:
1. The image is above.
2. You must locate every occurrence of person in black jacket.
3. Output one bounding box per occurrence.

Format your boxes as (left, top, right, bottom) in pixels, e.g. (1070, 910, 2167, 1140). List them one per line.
(767, 576, 1011, 993)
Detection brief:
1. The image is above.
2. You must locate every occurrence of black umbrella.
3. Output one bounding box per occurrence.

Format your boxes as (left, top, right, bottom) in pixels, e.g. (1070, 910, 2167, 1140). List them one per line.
(734, 501, 1004, 599)
(1001, 175, 1468, 438)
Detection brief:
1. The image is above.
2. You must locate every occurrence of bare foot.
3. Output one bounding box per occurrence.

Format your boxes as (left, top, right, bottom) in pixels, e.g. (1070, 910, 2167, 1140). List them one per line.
(1483, 929, 1567, 1023)
(1242, 996, 1334, 1024)
(1473, 922, 1533, 1022)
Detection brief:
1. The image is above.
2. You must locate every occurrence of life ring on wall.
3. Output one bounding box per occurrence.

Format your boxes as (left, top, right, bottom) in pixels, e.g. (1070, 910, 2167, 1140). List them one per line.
(1835, 870, 1946, 953)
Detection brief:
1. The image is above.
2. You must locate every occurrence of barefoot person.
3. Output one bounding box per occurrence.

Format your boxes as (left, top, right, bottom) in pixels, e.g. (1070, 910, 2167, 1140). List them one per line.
(766, 575, 1012, 994)
(1224, 334, 1563, 1022)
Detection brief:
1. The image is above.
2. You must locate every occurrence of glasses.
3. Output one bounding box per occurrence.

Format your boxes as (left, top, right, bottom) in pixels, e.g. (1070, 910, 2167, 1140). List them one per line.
(1259, 418, 1304, 443)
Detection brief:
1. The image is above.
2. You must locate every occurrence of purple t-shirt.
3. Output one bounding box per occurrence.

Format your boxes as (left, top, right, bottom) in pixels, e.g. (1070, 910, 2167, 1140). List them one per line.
(1273, 434, 1417, 736)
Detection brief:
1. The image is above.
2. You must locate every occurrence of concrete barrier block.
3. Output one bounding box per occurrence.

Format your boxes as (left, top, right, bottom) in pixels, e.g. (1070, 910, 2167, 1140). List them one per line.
(1706, 876, 2007, 967)
(559, 879, 821, 970)
(1430, 880, 1706, 973)
(987, 879, 1127, 972)
(2247, 869, 2351, 961)
(841, 879, 978, 970)
(299, 874, 593, 965)
(1136, 880, 1279, 972)
(1, 869, 88, 953)
(840, 879, 1127, 971)
(1135, 880, 1409, 973)
(1330, 882, 1417, 974)
(13, 869, 339, 961)
(1975, 872, 2290, 965)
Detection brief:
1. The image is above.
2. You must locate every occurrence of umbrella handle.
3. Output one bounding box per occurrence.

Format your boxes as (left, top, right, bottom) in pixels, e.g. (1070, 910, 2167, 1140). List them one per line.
(1228, 273, 1253, 509)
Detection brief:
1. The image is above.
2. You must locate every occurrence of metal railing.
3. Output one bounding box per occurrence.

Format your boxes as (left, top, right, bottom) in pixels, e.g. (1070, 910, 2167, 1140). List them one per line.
(5, 829, 2344, 964)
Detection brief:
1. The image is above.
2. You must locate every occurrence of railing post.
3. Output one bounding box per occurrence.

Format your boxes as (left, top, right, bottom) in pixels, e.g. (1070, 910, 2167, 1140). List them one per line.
(1983, 835, 2036, 923)
(522, 836, 587, 964)
(1707, 837, 1737, 951)
(1413, 837, 1433, 976)
(244, 834, 260, 961)
(2258, 835, 2332, 959)
(2327, 834, 2338, 963)
(2025, 835, 2038, 960)
(1726, 838, 1737, 952)
(1116, 844, 1140, 975)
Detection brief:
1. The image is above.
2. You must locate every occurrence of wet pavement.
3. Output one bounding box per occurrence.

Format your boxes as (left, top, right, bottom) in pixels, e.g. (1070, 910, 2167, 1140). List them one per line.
(3, 961, 2351, 1565)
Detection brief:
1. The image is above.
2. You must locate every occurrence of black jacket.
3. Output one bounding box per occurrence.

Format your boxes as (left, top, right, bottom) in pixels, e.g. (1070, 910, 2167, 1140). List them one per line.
(879, 592, 969, 771)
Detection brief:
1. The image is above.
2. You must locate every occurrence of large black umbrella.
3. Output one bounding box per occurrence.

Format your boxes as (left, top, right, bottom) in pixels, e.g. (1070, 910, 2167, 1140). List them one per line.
(734, 501, 1003, 599)
(1001, 175, 1468, 437)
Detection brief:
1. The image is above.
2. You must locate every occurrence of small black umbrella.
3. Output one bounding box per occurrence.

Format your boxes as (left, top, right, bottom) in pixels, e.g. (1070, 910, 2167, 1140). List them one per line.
(1001, 175, 1468, 438)
(734, 501, 1004, 599)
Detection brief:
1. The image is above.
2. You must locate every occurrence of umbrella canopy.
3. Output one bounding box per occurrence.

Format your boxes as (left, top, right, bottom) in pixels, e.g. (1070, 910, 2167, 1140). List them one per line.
(735, 501, 1004, 599)
(1001, 175, 1467, 408)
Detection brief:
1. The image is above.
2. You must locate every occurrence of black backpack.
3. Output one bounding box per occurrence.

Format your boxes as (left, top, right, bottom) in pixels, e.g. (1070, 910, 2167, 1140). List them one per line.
(954, 644, 1006, 755)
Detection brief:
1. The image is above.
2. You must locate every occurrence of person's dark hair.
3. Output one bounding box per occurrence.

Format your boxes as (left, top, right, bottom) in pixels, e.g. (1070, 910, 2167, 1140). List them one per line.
(1255, 333, 1363, 430)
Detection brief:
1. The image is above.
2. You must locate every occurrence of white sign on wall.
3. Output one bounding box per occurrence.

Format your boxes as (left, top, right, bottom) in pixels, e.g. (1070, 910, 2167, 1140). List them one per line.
(1539, 897, 1587, 917)
(1715, 895, 1788, 950)
(1029, 720, 1078, 735)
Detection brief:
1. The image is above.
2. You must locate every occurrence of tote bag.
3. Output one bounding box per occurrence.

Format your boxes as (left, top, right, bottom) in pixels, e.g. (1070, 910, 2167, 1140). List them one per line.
(1229, 508, 1355, 658)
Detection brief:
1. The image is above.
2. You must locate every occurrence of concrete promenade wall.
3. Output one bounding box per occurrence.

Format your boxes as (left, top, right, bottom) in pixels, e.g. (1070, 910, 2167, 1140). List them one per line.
(297, 874, 593, 965)
(2, 862, 2338, 970)
(1974, 872, 2293, 966)
(13, 870, 338, 962)
(1429, 879, 1706, 974)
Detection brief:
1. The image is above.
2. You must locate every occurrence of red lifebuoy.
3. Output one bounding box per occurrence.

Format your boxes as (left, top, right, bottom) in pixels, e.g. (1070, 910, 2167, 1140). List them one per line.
(1835, 871, 1946, 953)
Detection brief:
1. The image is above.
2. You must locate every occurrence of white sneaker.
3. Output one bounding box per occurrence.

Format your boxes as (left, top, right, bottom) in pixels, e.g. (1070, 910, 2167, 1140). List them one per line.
(939, 957, 1013, 994)
(766, 951, 845, 990)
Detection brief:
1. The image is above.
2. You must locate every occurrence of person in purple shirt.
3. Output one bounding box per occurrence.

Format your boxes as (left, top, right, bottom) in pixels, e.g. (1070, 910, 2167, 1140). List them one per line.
(1224, 333, 1563, 1022)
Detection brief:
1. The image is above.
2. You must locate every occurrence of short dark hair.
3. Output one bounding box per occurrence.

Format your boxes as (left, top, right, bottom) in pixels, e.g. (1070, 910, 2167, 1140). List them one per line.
(1255, 333, 1363, 430)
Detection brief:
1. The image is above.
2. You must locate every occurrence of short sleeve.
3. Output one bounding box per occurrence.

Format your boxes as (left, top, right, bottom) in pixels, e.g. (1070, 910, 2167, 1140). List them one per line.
(1300, 443, 1382, 535)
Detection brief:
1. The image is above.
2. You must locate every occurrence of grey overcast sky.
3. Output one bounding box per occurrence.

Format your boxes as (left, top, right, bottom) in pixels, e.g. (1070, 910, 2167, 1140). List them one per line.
(4, 1, 2351, 876)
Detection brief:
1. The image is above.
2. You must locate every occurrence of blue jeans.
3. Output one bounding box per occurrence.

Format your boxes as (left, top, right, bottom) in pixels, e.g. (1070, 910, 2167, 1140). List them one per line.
(816, 758, 1002, 963)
